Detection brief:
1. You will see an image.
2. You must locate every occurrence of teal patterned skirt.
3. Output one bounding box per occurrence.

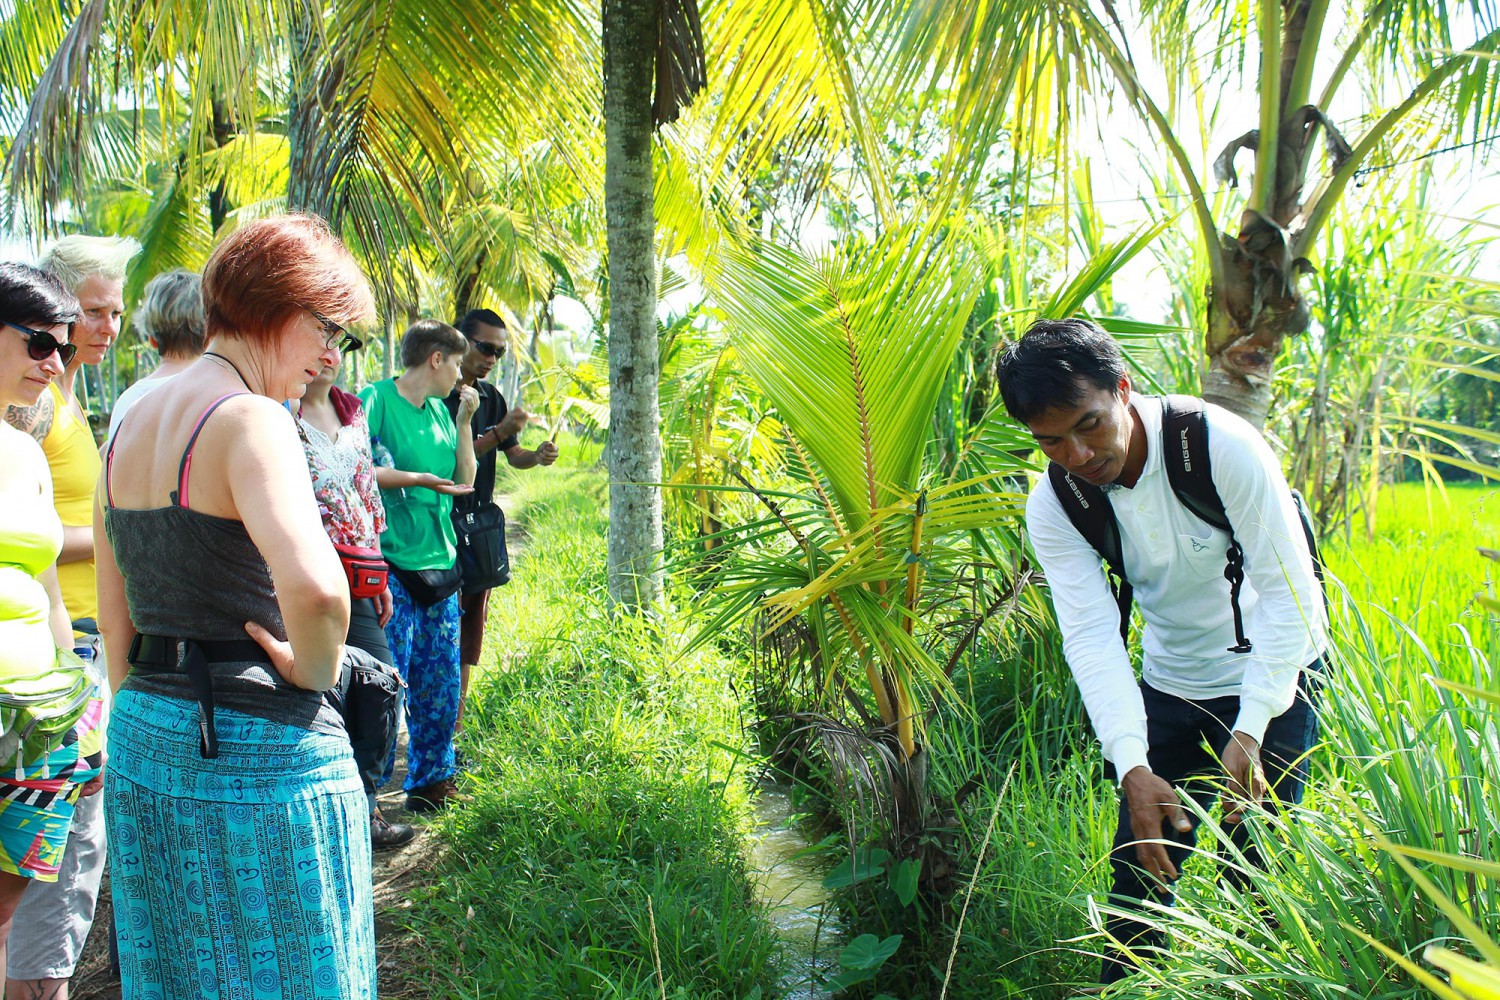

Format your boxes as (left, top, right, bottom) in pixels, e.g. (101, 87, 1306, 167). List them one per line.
(105, 689, 375, 999)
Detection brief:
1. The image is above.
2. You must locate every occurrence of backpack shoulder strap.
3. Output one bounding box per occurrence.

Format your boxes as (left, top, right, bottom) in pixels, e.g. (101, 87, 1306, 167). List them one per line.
(1160, 395, 1230, 533)
(1046, 463, 1133, 644)
(1160, 394, 1252, 653)
(1288, 488, 1329, 612)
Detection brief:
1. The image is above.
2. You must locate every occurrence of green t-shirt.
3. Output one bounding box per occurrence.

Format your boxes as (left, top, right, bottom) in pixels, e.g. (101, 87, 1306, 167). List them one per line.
(359, 379, 458, 571)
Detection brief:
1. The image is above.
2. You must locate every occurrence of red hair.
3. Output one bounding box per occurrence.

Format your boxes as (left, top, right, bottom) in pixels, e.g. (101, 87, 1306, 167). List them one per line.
(201, 213, 376, 344)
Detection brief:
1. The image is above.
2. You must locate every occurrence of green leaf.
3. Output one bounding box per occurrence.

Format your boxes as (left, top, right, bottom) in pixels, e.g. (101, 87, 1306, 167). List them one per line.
(826, 967, 878, 991)
(838, 933, 903, 971)
(825, 932, 907, 988)
(889, 857, 922, 907)
(822, 847, 890, 889)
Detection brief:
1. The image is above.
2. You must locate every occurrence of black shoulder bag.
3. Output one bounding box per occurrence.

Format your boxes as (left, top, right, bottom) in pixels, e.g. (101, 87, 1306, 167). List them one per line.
(452, 502, 511, 595)
(389, 563, 463, 606)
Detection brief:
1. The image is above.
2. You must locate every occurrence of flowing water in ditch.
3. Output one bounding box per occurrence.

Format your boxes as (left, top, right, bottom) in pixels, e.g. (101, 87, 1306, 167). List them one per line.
(748, 781, 846, 999)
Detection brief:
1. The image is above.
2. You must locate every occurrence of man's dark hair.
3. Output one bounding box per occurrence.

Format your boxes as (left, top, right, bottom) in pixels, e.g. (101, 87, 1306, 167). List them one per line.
(0, 261, 79, 328)
(995, 318, 1128, 424)
(457, 308, 505, 337)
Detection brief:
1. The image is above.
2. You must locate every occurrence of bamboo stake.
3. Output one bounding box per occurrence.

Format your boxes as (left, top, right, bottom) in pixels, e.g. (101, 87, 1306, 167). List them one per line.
(894, 490, 929, 758)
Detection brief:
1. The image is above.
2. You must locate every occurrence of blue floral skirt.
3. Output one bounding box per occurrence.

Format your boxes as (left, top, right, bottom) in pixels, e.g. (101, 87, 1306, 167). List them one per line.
(105, 689, 375, 999)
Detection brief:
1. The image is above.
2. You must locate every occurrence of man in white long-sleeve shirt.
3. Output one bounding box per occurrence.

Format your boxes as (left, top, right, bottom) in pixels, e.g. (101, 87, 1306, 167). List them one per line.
(996, 319, 1327, 984)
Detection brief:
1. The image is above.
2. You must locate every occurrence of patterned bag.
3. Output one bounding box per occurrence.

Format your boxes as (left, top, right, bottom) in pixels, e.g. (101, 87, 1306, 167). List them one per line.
(0, 647, 97, 778)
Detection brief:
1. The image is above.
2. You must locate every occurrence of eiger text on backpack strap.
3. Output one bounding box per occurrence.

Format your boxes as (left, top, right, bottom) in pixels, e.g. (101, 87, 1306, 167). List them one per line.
(1046, 463, 1134, 645)
(1160, 395, 1252, 653)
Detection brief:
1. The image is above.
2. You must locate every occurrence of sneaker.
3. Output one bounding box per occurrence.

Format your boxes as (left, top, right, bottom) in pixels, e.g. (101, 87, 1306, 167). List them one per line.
(371, 808, 417, 849)
(405, 778, 460, 814)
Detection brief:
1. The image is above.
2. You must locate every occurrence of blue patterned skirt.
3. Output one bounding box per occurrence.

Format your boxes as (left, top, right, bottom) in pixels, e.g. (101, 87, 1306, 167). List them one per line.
(105, 689, 375, 999)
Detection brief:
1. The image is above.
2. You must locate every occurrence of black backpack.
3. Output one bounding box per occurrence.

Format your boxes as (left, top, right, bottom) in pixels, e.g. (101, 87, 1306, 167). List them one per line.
(1046, 395, 1324, 650)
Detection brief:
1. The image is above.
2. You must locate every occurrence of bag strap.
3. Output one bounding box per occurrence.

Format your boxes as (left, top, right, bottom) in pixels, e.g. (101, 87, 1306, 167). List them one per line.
(1047, 463, 1133, 644)
(172, 393, 249, 510)
(1160, 395, 1251, 653)
(1289, 488, 1329, 613)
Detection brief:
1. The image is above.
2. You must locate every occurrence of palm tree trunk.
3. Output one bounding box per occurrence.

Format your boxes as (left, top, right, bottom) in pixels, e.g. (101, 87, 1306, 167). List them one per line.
(454, 251, 486, 321)
(1202, 0, 1320, 430)
(208, 95, 235, 232)
(603, 0, 664, 609)
(285, 0, 327, 214)
(1201, 233, 1310, 430)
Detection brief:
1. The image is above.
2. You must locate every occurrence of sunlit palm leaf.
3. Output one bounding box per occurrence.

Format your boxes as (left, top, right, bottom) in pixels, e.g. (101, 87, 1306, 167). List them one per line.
(709, 219, 980, 532)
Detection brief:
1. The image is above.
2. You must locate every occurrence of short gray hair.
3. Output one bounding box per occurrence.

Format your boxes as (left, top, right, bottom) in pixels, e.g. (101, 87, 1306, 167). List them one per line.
(135, 269, 205, 360)
(39, 235, 141, 292)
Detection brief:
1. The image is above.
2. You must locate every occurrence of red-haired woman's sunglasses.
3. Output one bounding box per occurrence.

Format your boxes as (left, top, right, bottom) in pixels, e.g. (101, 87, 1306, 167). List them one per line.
(6, 321, 77, 366)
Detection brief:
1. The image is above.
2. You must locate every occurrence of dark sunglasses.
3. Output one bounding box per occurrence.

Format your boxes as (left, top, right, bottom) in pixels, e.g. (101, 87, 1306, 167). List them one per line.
(309, 309, 363, 354)
(464, 337, 504, 358)
(7, 320, 77, 366)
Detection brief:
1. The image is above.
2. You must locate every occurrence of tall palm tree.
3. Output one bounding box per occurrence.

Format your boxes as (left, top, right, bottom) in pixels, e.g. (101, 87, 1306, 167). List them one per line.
(1, 0, 599, 308)
(603, 0, 663, 608)
(601, 0, 706, 609)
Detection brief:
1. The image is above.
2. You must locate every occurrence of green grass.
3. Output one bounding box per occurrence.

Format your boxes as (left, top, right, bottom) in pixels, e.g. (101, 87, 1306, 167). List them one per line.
(402, 470, 1500, 998)
(404, 464, 782, 999)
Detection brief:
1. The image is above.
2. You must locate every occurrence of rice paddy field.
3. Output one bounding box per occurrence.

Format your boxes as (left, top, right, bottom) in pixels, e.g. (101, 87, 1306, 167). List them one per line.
(1327, 481, 1500, 659)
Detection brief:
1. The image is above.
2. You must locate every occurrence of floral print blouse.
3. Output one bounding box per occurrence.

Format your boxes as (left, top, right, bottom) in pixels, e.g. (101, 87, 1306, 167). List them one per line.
(297, 397, 386, 550)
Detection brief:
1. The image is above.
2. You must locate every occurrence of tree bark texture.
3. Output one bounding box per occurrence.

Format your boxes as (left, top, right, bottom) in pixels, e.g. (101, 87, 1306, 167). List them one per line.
(603, 0, 664, 609)
(453, 250, 487, 322)
(284, 0, 324, 214)
(1202, 214, 1311, 430)
(1202, 0, 1327, 430)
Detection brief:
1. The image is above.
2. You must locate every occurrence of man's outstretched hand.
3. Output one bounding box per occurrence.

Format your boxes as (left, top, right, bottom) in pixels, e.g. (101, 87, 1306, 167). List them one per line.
(1120, 766, 1192, 891)
(1220, 730, 1266, 825)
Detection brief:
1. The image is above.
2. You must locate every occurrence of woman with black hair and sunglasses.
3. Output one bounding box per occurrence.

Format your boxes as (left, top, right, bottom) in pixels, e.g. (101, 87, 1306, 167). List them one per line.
(0, 262, 104, 973)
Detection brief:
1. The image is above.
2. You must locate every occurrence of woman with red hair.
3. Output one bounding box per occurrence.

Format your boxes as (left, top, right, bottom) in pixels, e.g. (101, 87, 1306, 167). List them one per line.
(98, 214, 377, 998)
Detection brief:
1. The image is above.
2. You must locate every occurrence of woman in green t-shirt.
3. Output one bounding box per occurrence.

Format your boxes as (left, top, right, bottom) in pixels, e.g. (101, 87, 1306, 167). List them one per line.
(359, 320, 478, 812)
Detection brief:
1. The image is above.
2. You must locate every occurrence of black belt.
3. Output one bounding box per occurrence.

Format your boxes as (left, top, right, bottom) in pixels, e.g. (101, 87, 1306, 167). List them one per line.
(127, 634, 271, 760)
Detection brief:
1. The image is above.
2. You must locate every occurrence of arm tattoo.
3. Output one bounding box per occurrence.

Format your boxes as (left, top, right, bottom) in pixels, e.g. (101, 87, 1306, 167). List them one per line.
(4, 390, 55, 444)
(16, 980, 66, 998)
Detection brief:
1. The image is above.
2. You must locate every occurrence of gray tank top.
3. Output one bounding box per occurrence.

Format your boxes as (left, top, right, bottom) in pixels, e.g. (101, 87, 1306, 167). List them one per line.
(103, 393, 344, 736)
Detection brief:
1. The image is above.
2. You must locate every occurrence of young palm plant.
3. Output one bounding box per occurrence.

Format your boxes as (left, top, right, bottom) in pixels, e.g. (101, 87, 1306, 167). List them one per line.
(691, 215, 1172, 848)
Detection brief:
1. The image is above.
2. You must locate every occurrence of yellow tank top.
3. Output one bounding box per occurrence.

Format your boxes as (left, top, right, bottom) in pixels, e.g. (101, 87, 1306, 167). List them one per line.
(0, 427, 65, 680)
(41, 381, 101, 624)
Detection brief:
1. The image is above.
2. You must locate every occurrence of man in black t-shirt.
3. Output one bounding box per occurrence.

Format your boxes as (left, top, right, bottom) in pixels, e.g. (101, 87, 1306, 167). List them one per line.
(444, 308, 558, 726)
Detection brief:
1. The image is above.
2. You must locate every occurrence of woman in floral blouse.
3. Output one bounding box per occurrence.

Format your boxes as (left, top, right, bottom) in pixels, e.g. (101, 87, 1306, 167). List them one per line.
(297, 362, 416, 849)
